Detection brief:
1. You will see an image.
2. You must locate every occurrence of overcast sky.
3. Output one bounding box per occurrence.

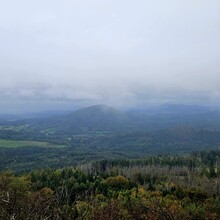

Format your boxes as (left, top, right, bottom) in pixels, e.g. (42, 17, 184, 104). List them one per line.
(0, 0, 220, 113)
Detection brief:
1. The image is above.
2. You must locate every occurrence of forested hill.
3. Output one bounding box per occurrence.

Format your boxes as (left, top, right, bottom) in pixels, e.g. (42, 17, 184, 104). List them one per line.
(2, 104, 220, 134)
(50, 104, 136, 134)
(17, 104, 136, 134)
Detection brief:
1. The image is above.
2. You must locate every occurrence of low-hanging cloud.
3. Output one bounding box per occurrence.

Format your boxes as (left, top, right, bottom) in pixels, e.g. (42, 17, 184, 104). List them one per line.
(0, 0, 220, 113)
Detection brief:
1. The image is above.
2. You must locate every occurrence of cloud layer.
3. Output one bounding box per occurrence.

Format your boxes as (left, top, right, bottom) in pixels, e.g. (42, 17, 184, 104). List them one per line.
(0, 0, 220, 112)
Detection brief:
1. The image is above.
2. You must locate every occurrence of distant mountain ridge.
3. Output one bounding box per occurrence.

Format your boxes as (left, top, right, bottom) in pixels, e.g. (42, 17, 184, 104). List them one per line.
(23, 104, 135, 134)
(2, 104, 220, 135)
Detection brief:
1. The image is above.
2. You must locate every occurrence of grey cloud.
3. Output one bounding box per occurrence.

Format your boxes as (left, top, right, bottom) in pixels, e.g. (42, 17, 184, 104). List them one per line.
(0, 0, 220, 113)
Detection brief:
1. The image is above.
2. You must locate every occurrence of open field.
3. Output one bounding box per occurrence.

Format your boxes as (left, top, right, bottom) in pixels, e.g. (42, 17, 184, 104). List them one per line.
(0, 139, 66, 148)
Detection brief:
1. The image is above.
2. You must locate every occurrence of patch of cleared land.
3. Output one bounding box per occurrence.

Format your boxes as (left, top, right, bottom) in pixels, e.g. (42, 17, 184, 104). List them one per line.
(0, 139, 66, 148)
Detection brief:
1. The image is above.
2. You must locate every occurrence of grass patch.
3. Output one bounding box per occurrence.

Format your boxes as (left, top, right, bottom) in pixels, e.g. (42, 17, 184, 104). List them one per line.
(0, 139, 66, 148)
(0, 125, 29, 131)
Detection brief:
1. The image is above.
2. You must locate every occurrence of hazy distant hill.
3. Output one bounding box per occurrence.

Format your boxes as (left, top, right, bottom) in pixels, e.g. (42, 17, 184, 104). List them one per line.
(54, 104, 136, 134)
(2, 104, 220, 133)
(129, 104, 220, 131)
(23, 105, 135, 134)
(3, 104, 220, 136)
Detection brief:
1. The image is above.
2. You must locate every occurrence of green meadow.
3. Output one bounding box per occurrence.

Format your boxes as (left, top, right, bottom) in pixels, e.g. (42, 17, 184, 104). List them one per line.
(0, 139, 66, 148)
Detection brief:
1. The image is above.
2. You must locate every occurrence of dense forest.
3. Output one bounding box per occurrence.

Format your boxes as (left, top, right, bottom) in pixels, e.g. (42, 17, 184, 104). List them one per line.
(1, 150, 220, 219)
